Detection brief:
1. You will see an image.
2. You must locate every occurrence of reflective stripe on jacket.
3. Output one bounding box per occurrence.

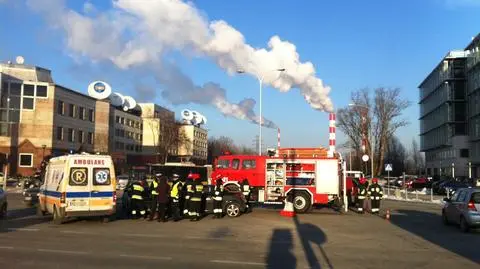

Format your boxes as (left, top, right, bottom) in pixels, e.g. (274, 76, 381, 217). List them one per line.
(170, 181, 181, 199)
(151, 181, 159, 196)
(131, 183, 144, 200)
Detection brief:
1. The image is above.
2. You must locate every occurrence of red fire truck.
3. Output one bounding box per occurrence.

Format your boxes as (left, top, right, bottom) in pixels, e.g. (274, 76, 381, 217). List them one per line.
(211, 148, 345, 213)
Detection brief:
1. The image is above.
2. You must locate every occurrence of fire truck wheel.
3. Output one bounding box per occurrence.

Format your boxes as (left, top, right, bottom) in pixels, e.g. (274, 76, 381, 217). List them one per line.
(292, 192, 311, 213)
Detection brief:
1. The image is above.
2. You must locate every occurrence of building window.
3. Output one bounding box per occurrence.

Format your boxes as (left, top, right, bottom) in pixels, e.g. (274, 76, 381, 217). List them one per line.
(79, 107, 85, 120)
(68, 128, 75, 142)
(36, 85, 48, 97)
(88, 109, 94, 122)
(121, 117, 125, 125)
(10, 83, 21, 95)
(56, 126, 63, 140)
(23, 84, 35, 96)
(57, 101, 65, 115)
(22, 97, 34, 109)
(69, 104, 76, 118)
(19, 153, 33, 167)
(78, 130, 85, 143)
(460, 149, 469, 158)
(88, 132, 94, 144)
(116, 116, 120, 123)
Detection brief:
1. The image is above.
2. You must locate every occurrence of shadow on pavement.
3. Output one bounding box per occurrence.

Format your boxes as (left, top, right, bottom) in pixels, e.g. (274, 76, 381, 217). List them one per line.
(293, 215, 333, 269)
(266, 229, 296, 269)
(390, 209, 480, 264)
(0, 207, 50, 233)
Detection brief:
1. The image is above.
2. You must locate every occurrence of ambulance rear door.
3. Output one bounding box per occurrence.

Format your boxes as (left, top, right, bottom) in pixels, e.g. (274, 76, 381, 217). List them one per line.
(90, 165, 115, 211)
(65, 166, 90, 212)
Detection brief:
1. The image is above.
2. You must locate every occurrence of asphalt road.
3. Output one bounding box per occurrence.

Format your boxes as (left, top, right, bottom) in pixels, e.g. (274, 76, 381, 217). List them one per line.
(0, 193, 479, 269)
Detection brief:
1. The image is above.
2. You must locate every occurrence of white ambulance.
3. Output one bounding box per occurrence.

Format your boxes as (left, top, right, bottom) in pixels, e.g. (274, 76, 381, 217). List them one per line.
(37, 154, 117, 224)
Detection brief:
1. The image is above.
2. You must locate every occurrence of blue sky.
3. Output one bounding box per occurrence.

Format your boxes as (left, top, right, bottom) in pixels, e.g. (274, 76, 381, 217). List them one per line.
(1, 0, 479, 150)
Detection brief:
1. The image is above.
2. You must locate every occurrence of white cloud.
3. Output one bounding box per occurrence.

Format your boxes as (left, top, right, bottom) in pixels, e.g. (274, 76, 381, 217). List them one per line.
(26, 0, 334, 126)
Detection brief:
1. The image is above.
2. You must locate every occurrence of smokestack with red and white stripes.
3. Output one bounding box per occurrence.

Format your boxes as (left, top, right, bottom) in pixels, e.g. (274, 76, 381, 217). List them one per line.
(277, 128, 281, 149)
(328, 113, 336, 157)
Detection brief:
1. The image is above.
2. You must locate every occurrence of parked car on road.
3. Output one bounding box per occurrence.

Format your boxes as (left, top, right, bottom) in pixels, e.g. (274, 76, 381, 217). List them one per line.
(0, 187, 7, 219)
(442, 187, 480, 232)
(203, 185, 247, 218)
(23, 187, 40, 206)
(406, 177, 428, 189)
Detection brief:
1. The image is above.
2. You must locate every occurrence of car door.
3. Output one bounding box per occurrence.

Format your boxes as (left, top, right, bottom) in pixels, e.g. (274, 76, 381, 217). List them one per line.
(451, 190, 467, 224)
(445, 191, 460, 221)
(90, 167, 114, 212)
(65, 167, 90, 212)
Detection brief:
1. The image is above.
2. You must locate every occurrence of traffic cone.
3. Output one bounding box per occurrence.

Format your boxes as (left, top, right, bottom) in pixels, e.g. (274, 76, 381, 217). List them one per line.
(280, 200, 296, 217)
(385, 209, 390, 221)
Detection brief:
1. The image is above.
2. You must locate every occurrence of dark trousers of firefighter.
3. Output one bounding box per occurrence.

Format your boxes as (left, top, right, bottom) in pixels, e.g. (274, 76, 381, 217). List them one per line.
(157, 203, 167, 221)
(171, 200, 181, 220)
(131, 199, 145, 219)
(357, 198, 365, 212)
(149, 195, 158, 220)
(213, 199, 222, 218)
(244, 192, 251, 212)
(184, 197, 190, 216)
(190, 199, 202, 219)
(371, 198, 381, 213)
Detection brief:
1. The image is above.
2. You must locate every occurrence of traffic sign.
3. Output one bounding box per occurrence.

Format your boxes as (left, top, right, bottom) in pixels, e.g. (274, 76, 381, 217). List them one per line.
(362, 154, 369, 162)
(385, 163, 393, 171)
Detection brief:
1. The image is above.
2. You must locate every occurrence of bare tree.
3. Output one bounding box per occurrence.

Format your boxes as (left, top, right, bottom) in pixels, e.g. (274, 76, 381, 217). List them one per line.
(384, 136, 407, 177)
(409, 138, 425, 175)
(158, 119, 191, 164)
(337, 88, 410, 176)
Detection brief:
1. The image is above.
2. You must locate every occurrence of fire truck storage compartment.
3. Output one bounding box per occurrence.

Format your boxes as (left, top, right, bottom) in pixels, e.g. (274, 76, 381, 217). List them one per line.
(315, 159, 340, 195)
(265, 161, 286, 202)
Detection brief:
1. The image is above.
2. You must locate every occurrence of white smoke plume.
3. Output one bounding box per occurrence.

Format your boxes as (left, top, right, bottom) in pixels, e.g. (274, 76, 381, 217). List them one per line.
(25, 0, 333, 126)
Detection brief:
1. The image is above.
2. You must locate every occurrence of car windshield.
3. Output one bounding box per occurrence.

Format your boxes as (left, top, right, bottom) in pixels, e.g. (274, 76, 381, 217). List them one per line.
(216, 159, 230, 169)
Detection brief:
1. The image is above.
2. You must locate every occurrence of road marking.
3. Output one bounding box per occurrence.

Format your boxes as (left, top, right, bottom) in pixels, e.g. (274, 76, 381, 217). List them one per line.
(7, 228, 40, 232)
(119, 254, 172, 260)
(185, 236, 204, 240)
(210, 260, 266, 266)
(0, 246, 14, 250)
(61, 230, 96, 235)
(123, 233, 167, 238)
(37, 249, 88, 255)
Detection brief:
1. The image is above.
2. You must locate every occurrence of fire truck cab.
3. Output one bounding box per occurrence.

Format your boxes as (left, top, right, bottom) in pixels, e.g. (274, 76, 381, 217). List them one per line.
(212, 148, 344, 213)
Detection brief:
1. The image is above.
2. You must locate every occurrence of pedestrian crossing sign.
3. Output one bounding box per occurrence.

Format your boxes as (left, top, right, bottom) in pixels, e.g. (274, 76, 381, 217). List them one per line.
(385, 164, 393, 171)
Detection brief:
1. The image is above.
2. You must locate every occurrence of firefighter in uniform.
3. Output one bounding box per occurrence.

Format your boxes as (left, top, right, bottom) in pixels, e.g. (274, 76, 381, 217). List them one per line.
(356, 178, 367, 213)
(241, 179, 252, 212)
(213, 179, 224, 218)
(148, 173, 161, 221)
(169, 174, 183, 221)
(368, 178, 383, 214)
(130, 180, 146, 219)
(190, 178, 204, 221)
(183, 173, 196, 217)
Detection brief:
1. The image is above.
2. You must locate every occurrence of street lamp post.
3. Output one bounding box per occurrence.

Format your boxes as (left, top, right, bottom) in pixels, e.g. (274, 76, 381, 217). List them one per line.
(237, 68, 285, 155)
(349, 103, 374, 177)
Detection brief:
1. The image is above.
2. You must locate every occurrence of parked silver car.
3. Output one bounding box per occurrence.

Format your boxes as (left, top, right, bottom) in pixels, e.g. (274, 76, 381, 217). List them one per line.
(442, 187, 480, 232)
(0, 187, 7, 219)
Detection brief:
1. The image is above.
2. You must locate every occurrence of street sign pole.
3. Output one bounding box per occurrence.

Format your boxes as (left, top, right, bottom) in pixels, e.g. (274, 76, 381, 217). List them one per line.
(387, 170, 390, 197)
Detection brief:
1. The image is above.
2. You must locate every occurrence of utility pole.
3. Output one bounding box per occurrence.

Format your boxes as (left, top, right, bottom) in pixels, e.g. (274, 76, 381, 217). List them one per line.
(251, 135, 265, 155)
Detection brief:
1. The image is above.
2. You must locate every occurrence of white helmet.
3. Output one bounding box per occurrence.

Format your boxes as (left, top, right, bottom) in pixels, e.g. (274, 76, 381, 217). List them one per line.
(172, 173, 180, 179)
